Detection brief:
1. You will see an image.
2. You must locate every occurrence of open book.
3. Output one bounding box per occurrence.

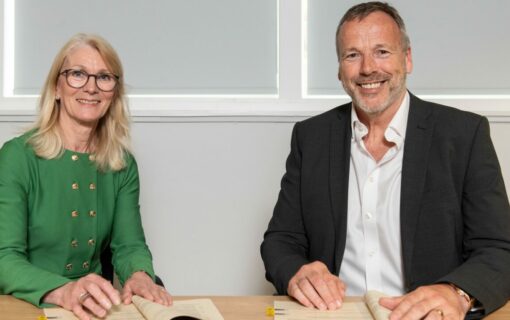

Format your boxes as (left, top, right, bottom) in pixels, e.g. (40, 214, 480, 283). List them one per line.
(274, 290, 391, 320)
(44, 296, 224, 320)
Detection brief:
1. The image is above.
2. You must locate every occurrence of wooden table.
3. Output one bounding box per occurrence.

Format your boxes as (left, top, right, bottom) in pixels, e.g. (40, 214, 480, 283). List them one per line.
(1, 295, 509, 319)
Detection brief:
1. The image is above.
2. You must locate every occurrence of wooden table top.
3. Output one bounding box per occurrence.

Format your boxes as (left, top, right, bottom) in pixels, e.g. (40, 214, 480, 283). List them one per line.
(1, 295, 509, 319)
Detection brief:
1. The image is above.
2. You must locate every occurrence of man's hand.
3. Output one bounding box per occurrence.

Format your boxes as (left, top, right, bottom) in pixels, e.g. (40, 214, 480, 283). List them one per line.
(379, 284, 471, 320)
(287, 261, 345, 310)
(122, 271, 172, 306)
(43, 273, 121, 320)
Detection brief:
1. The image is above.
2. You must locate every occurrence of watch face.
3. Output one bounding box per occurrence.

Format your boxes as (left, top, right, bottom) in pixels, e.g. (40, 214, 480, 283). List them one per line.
(465, 305, 485, 320)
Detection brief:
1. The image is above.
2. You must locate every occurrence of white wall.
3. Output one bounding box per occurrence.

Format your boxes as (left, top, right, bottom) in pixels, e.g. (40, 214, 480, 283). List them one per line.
(2, 0, 510, 295)
(131, 120, 293, 295)
(1, 117, 510, 295)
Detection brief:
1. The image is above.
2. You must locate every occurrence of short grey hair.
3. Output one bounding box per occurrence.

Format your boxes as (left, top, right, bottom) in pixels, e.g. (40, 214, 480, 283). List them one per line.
(335, 1, 410, 59)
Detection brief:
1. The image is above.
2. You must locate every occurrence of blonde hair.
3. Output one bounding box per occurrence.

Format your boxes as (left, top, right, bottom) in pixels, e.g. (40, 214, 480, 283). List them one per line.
(27, 33, 131, 171)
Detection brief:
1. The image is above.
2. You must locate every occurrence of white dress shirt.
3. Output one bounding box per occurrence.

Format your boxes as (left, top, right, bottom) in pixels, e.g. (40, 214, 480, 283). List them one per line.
(339, 92, 410, 296)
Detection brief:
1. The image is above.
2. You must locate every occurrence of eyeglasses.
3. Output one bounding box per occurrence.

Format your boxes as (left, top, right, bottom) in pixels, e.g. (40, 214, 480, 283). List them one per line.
(59, 69, 119, 92)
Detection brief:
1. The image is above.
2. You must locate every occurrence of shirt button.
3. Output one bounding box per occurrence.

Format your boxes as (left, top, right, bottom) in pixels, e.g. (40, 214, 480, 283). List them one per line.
(89, 155, 95, 161)
(88, 239, 95, 246)
(72, 183, 79, 190)
(71, 154, 79, 161)
(82, 261, 90, 269)
(368, 250, 375, 257)
(71, 239, 78, 248)
(65, 263, 73, 271)
(368, 176, 374, 183)
(366, 212, 373, 220)
(89, 183, 96, 190)
(71, 210, 79, 218)
(89, 210, 96, 217)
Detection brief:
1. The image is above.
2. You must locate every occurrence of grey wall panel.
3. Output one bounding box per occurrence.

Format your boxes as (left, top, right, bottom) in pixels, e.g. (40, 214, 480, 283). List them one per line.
(1, 118, 510, 294)
(308, 0, 510, 95)
(14, 0, 277, 95)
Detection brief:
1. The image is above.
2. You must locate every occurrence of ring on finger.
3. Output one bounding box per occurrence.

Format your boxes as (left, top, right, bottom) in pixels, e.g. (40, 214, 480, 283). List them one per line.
(78, 291, 92, 304)
(434, 309, 444, 318)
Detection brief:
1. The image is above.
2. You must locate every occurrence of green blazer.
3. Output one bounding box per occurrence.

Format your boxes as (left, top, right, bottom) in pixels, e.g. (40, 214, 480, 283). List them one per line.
(0, 133, 155, 306)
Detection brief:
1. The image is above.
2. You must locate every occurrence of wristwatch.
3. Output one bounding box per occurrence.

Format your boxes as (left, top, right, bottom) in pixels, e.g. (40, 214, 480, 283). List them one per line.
(450, 283, 476, 310)
(449, 284, 485, 319)
(449, 283, 475, 309)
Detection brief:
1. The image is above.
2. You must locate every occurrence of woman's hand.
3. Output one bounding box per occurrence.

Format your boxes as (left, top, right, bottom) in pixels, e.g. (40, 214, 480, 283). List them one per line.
(121, 271, 172, 306)
(43, 273, 121, 320)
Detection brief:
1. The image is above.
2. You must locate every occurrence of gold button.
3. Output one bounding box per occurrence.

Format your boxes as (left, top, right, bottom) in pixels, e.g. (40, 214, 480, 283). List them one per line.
(89, 210, 96, 217)
(88, 239, 95, 246)
(89, 183, 96, 190)
(89, 155, 95, 161)
(82, 261, 90, 269)
(72, 183, 79, 190)
(71, 210, 79, 217)
(71, 239, 78, 247)
(65, 263, 73, 271)
(71, 154, 79, 161)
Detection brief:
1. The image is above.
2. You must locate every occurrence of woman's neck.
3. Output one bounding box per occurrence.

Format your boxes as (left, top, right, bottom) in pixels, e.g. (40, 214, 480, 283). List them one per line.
(59, 121, 97, 153)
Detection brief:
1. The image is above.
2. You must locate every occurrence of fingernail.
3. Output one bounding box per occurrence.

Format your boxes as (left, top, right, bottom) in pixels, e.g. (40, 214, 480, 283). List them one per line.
(113, 297, 121, 305)
(337, 300, 342, 307)
(104, 301, 112, 309)
(319, 303, 327, 310)
(328, 302, 337, 310)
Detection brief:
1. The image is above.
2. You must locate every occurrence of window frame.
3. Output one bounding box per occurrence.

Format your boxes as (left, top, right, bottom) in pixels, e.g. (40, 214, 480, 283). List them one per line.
(1, 0, 509, 119)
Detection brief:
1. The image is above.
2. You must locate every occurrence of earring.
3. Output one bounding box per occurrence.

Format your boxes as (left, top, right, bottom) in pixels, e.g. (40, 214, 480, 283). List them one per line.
(56, 95, 60, 101)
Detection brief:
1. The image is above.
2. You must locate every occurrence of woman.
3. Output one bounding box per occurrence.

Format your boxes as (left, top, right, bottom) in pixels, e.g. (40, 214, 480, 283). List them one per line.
(0, 33, 171, 320)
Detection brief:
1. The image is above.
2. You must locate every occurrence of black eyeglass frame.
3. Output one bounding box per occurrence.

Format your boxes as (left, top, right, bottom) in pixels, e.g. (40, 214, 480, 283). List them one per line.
(59, 69, 120, 92)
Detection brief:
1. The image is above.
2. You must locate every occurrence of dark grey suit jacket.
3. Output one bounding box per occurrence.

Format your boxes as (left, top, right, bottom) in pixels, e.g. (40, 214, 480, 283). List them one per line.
(261, 93, 510, 313)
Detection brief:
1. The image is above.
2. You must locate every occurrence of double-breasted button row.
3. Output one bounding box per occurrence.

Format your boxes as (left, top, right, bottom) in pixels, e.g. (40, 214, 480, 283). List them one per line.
(70, 210, 97, 217)
(64, 261, 90, 271)
(71, 183, 96, 190)
(71, 154, 95, 161)
(67, 154, 96, 274)
(70, 239, 95, 248)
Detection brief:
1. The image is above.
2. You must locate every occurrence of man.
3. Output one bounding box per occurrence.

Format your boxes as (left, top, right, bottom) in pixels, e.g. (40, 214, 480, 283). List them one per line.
(261, 2, 510, 319)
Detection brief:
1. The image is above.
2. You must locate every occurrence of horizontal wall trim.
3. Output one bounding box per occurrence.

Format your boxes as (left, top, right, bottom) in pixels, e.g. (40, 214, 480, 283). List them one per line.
(1, 114, 510, 124)
(2, 96, 510, 117)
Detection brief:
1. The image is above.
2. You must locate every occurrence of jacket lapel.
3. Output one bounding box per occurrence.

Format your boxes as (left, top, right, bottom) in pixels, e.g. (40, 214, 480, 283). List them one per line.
(400, 93, 434, 290)
(331, 106, 352, 273)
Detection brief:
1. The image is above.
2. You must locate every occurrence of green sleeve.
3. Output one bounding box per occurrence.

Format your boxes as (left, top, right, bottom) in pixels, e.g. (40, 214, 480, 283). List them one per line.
(110, 155, 155, 284)
(0, 139, 70, 306)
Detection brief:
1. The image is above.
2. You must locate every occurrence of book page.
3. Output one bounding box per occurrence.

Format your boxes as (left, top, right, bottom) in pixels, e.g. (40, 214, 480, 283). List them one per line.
(274, 300, 373, 320)
(132, 295, 224, 320)
(364, 290, 391, 320)
(44, 296, 224, 320)
(45, 303, 144, 320)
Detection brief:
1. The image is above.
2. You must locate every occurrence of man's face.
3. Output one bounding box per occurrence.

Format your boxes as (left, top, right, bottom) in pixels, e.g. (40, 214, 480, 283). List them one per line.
(337, 11, 412, 116)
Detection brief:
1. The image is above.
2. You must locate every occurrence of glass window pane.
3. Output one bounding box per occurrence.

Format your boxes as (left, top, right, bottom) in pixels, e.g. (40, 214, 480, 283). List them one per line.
(14, 0, 277, 95)
(307, 0, 510, 95)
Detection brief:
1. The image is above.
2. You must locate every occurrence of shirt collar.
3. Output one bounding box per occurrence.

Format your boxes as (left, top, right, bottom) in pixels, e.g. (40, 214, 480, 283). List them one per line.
(350, 91, 410, 150)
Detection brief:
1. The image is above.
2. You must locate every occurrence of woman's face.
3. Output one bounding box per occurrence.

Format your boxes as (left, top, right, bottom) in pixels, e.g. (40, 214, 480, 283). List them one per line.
(56, 45, 115, 128)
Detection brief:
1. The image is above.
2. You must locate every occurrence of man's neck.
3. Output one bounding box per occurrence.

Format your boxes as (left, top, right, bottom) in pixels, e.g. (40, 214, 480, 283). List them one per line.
(354, 91, 407, 161)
